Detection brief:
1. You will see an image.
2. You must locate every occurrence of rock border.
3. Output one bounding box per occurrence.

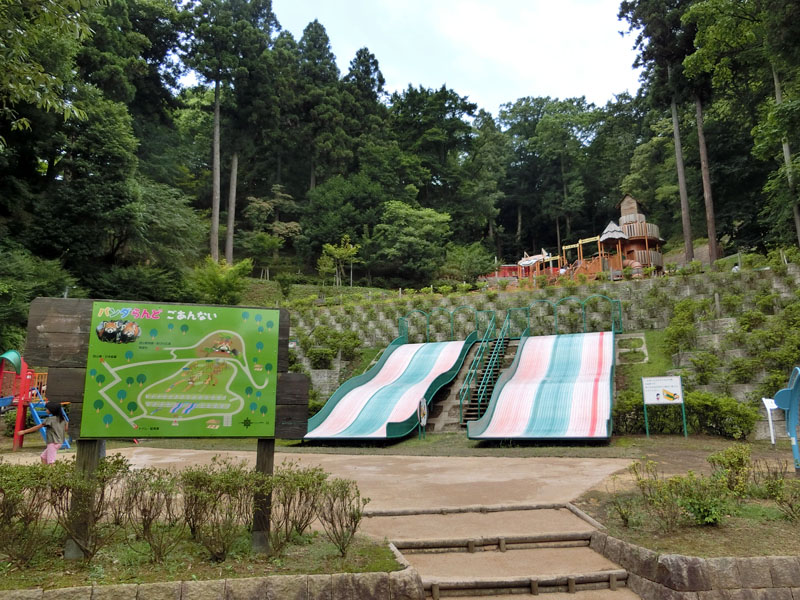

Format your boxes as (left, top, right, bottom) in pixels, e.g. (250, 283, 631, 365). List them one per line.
(0, 548, 424, 600)
(590, 530, 800, 599)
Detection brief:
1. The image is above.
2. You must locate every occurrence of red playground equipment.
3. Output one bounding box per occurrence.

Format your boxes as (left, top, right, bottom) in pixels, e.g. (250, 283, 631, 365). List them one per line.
(0, 349, 57, 451)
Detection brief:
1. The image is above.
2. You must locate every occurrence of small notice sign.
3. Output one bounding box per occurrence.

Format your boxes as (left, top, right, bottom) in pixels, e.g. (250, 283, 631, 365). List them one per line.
(642, 376, 683, 405)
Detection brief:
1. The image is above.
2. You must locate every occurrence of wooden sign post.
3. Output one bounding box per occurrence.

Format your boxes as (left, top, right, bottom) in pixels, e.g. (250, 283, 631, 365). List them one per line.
(25, 297, 309, 557)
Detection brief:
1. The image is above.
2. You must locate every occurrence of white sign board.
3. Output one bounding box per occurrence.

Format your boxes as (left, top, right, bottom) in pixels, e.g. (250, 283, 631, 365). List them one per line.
(762, 397, 778, 445)
(642, 376, 683, 405)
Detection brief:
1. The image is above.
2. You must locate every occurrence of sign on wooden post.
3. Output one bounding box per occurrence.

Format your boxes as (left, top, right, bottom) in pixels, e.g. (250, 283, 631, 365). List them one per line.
(25, 297, 308, 556)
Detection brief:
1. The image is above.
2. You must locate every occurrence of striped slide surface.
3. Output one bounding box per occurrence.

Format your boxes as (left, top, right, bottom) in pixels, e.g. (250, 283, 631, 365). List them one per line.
(305, 340, 467, 439)
(468, 331, 615, 440)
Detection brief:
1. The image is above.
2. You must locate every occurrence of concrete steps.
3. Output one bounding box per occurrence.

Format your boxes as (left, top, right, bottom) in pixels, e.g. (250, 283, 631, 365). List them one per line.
(362, 506, 638, 599)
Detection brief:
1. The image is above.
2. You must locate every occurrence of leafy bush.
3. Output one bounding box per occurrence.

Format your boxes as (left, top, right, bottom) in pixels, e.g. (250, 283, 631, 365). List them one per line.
(675, 471, 730, 526)
(269, 461, 329, 556)
(737, 310, 766, 332)
(613, 390, 684, 435)
(707, 444, 752, 498)
(0, 462, 57, 567)
(629, 460, 685, 532)
(274, 272, 295, 299)
(727, 357, 759, 384)
(122, 467, 186, 563)
(750, 458, 790, 498)
(720, 293, 744, 315)
(307, 347, 336, 369)
(179, 458, 270, 562)
(689, 351, 721, 385)
(317, 478, 369, 557)
(764, 477, 800, 522)
(685, 391, 759, 439)
(664, 322, 696, 356)
(49, 455, 130, 560)
(188, 257, 253, 305)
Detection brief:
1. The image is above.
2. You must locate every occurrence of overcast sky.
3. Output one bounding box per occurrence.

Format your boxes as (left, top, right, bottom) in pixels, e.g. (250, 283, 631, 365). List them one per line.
(271, 0, 643, 116)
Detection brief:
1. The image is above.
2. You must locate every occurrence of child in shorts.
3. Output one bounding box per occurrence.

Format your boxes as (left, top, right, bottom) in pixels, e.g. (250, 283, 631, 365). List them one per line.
(17, 401, 68, 464)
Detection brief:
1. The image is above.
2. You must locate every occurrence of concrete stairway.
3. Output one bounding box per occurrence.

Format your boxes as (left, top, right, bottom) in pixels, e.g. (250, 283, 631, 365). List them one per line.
(427, 339, 520, 432)
(460, 340, 519, 424)
(362, 506, 639, 599)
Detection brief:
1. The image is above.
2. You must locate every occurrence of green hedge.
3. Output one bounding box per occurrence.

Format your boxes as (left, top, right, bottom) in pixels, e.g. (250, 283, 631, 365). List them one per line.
(613, 390, 759, 439)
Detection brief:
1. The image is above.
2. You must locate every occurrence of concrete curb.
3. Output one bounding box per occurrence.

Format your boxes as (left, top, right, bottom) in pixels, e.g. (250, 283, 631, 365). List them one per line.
(590, 530, 800, 597)
(0, 567, 426, 600)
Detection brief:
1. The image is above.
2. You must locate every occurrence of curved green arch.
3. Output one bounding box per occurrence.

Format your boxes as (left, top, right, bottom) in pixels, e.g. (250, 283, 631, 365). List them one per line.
(429, 306, 454, 341)
(401, 309, 430, 343)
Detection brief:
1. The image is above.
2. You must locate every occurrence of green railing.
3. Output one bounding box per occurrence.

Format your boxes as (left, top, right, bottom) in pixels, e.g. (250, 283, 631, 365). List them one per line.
(474, 311, 512, 418)
(400, 297, 622, 342)
(401, 306, 480, 343)
(457, 312, 496, 422)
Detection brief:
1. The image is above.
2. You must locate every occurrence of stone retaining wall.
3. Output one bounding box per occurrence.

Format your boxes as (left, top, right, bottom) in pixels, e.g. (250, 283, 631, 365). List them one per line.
(0, 566, 424, 600)
(590, 530, 800, 599)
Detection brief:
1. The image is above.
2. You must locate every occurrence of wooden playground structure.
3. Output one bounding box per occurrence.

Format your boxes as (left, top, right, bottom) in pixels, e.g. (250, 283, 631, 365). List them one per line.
(0, 349, 64, 451)
(503, 195, 664, 286)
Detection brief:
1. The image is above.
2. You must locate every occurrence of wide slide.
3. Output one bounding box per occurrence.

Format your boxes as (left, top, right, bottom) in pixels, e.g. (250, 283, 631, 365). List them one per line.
(306, 339, 471, 440)
(468, 331, 614, 440)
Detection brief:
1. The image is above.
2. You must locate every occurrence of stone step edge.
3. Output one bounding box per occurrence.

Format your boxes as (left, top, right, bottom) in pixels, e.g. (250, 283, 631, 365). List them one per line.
(366, 502, 605, 533)
(422, 569, 628, 592)
(393, 531, 594, 551)
(366, 502, 565, 517)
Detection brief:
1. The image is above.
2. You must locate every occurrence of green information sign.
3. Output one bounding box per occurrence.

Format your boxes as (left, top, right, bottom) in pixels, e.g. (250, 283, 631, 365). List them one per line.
(81, 302, 279, 438)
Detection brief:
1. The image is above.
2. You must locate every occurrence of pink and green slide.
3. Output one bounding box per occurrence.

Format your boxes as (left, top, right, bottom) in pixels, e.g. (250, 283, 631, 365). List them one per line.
(305, 332, 476, 440)
(468, 331, 615, 440)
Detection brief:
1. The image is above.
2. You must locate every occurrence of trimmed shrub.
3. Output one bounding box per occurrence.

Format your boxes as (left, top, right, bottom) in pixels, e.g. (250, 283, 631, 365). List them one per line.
(685, 391, 759, 440)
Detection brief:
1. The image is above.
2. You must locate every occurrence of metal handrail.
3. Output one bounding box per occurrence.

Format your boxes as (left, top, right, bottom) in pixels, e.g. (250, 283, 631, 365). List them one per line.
(474, 311, 512, 417)
(458, 313, 496, 422)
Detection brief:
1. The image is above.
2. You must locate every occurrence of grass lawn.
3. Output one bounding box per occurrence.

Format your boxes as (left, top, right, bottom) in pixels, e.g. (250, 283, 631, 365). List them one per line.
(575, 485, 800, 558)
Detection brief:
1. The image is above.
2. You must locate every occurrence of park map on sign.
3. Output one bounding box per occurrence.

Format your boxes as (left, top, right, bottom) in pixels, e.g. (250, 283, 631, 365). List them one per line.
(81, 302, 279, 438)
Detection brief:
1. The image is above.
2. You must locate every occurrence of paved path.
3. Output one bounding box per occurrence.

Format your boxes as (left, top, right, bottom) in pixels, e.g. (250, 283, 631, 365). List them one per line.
(109, 447, 630, 511)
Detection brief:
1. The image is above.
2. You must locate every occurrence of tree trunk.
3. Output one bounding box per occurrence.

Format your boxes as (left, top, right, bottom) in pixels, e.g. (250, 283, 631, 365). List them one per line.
(560, 154, 570, 239)
(210, 77, 221, 262)
(225, 152, 238, 264)
(556, 215, 561, 254)
(695, 96, 718, 262)
(516, 203, 522, 248)
(772, 64, 800, 247)
(671, 96, 693, 263)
